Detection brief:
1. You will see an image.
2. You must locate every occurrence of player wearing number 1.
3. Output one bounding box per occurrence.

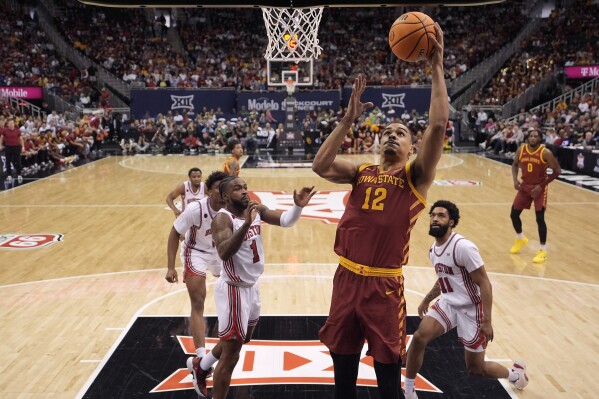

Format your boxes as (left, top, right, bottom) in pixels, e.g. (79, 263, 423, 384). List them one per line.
(312, 22, 447, 399)
(403, 200, 528, 399)
(193, 176, 315, 399)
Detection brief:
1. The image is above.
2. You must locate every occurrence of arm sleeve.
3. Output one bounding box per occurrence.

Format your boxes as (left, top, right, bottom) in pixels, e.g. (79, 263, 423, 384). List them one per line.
(540, 168, 560, 187)
(279, 204, 303, 227)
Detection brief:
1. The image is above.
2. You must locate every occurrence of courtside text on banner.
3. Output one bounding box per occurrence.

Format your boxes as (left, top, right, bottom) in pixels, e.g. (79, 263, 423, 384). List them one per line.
(0, 86, 43, 100)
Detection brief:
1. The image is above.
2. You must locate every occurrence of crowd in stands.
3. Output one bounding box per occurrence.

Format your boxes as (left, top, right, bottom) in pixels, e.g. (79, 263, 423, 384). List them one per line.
(171, 3, 529, 89)
(473, 84, 599, 157)
(471, 0, 599, 106)
(57, 0, 189, 88)
(47, 0, 530, 91)
(3, 89, 453, 189)
(0, 2, 100, 108)
(312, 2, 528, 87)
(0, 95, 123, 183)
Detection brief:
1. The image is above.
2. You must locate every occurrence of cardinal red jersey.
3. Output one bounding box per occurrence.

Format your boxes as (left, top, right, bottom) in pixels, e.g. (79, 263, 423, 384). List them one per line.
(334, 162, 426, 268)
(518, 144, 548, 186)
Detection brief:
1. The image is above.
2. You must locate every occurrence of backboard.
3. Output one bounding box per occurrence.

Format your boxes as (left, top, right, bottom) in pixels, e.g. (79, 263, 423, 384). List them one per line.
(268, 60, 313, 87)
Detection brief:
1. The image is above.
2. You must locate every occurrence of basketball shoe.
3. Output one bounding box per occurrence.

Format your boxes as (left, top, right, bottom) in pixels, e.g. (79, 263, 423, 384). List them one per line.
(404, 388, 419, 399)
(532, 249, 547, 263)
(510, 360, 529, 389)
(509, 237, 529, 254)
(186, 356, 213, 398)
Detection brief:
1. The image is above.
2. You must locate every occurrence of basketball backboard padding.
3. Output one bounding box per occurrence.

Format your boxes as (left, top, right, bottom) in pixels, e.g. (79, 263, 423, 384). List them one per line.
(79, 1, 505, 8)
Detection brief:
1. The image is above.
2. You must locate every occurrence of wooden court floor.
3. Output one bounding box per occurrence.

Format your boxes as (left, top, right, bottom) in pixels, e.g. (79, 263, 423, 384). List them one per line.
(0, 153, 597, 399)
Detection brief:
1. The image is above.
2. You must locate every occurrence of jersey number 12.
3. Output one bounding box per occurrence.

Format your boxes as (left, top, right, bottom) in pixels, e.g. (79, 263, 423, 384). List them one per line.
(362, 187, 387, 211)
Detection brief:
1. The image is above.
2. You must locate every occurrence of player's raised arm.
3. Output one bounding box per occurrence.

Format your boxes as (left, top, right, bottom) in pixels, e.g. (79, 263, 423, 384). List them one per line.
(258, 186, 316, 226)
(166, 182, 185, 217)
(211, 201, 258, 261)
(312, 75, 373, 185)
(411, 23, 449, 195)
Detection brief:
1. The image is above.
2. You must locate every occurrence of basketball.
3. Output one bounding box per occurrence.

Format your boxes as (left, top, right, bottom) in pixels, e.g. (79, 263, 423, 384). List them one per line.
(388, 12, 437, 62)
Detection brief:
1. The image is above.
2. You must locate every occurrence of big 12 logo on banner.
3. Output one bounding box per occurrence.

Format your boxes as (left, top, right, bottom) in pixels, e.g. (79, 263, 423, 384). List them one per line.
(0, 234, 64, 250)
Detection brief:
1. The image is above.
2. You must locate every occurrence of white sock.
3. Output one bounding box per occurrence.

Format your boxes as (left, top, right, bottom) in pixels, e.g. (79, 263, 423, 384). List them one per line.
(517, 233, 524, 239)
(404, 377, 415, 392)
(540, 244, 547, 250)
(196, 347, 206, 358)
(508, 368, 518, 382)
(200, 351, 219, 371)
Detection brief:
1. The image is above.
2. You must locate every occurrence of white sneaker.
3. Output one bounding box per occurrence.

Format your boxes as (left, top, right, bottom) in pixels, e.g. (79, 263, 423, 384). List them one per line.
(511, 360, 529, 390)
(404, 388, 419, 399)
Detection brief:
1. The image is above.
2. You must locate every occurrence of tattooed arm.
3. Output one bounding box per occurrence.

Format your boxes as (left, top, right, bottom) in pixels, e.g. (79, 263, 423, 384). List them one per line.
(418, 281, 441, 319)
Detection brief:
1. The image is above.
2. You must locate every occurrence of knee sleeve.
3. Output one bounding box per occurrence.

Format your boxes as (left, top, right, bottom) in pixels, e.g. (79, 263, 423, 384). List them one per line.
(535, 209, 547, 244)
(510, 207, 523, 234)
(374, 360, 402, 399)
(331, 352, 360, 399)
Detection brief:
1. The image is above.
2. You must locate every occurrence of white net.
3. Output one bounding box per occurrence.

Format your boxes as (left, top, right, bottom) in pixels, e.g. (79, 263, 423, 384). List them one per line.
(261, 7, 323, 61)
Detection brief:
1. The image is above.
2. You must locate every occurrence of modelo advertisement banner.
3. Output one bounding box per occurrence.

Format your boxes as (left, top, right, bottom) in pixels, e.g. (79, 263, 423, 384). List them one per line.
(341, 87, 432, 115)
(237, 90, 340, 120)
(130, 89, 236, 119)
(564, 66, 599, 79)
(0, 86, 43, 100)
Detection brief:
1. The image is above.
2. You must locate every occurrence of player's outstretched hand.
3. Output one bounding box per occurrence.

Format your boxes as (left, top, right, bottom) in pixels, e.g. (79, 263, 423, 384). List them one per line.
(345, 75, 374, 122)
(293, 186, 316, 207)
(244, 201, 260, 225)
(426, 22, 444, 66)
(165, 269, 178, 284)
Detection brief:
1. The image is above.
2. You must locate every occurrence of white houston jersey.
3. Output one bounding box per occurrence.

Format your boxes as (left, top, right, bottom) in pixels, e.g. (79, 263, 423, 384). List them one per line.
(217, 208, 264, 286)
(429, 232, 484, 307)
(174, 198, 218, 261)
(181, 181, 206, 210)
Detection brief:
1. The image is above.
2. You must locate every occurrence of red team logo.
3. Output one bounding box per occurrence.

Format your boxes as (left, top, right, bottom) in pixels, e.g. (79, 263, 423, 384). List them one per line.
(0, 234, 64, 250)
(151, 336, 442, 394)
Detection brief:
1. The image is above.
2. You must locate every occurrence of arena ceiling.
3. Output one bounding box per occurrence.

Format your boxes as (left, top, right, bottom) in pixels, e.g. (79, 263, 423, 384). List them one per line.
(78, 0, 505, 7)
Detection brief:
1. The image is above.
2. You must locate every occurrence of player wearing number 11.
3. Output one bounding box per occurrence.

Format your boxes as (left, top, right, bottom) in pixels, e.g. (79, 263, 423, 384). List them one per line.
(312, 23, 447, 399)
(403, 200, 528, 399)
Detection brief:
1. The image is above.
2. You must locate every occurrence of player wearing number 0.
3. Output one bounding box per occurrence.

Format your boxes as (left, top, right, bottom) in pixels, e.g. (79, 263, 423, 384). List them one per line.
(191, 176, 315, 399)
(403, 200, 528, 399)
(312, 23, 447, 399)
(509, 129, 560, 263)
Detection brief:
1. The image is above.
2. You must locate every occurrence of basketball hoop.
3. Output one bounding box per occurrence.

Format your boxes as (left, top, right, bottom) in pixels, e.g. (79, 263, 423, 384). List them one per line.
(261, 7, 323, 61)
(284, 78, 296, 96)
